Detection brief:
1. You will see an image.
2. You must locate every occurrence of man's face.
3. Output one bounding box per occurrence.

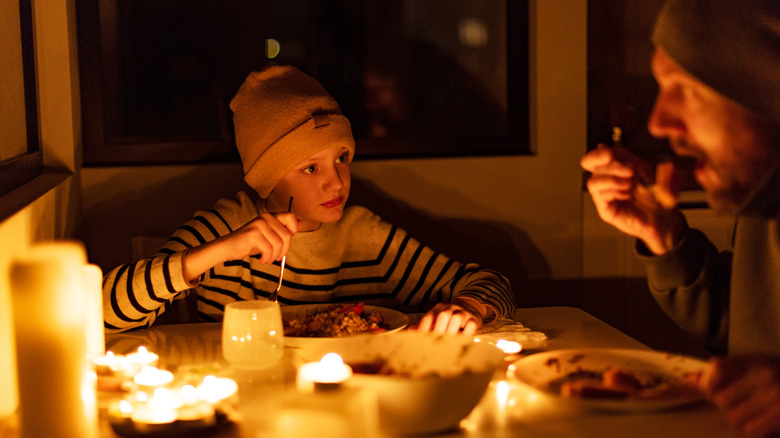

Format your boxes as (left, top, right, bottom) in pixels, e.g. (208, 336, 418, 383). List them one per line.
(647, 47, 778, 214)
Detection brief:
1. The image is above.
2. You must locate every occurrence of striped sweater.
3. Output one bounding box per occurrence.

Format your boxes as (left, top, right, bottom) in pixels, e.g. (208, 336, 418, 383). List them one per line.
(104, 191, 515, 332)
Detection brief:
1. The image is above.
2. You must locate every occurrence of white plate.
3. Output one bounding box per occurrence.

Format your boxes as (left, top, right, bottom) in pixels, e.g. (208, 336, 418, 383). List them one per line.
(510, 348, 708, 412)
(281, 304, 410, 348)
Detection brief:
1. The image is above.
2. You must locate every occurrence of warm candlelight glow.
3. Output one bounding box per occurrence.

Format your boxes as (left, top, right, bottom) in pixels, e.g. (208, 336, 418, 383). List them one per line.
(134, 366, 174, 388)
(83, 264, 105, 361)
(221, 300, 284, 369)
(196, 375, 238, 403)
(131, 404, 177, 425)
(297, 353, 353, 392)
(148, 388, 184, 410)
(10, 242, 99, 438)
(118, 400, 133, 417)
(496, 340, 522, 355)
(107, 375, 235, 435)
(93, 351, 120, 371)
(126, 346, 159, 368)
(180, 385, 199, 405)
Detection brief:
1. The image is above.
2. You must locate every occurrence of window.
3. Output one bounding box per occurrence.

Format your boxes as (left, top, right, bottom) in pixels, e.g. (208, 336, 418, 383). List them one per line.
(76, 0, 529, 165)
(0, 0, 41, 198)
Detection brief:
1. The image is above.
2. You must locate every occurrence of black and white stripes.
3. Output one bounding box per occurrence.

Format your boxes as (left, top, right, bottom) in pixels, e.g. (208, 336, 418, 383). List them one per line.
(104, 191, 515, 332)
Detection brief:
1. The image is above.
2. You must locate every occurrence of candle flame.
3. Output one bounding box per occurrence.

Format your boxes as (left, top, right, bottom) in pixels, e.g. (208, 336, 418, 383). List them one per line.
(496, 340, 522, 354)
(320, 353, 345, 367)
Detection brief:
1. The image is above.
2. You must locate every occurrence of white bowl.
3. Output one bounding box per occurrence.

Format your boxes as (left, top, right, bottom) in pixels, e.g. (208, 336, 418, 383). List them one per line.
(298, 331, 503, 435)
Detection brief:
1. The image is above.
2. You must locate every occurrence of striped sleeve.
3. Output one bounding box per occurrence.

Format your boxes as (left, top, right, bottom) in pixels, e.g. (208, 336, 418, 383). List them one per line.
(340, 207, 516, 319)
(103, 194, 250, 332)
(382, 227, 516, 319)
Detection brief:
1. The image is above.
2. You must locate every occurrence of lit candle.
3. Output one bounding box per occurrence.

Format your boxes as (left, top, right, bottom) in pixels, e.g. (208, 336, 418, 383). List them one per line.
(177, 383, 217, 423)
(134, 366, 174, 388)
(126, 346, 159, 369)
(495, 380, 510, 426)
(0, 259, 17, 419)
(297, 353, 353, 392)
(9, 242, 99, 438)
(180, 384, 200, 405)
(496, 339, 522, 355)
(129, 388, 182, 427)
(147, 387, 183, 410)
(116, 399, 134, 418)
(131, 404, 178, 425)
(196, 375, 239, 404)
(93, 351, 137, 391)
(83, 264, 105, 361)
(93, 351, 121, 375)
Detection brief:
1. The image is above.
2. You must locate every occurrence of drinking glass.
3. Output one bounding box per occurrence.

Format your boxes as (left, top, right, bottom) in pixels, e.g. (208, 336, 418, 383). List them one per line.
(222, 300, 284, 369)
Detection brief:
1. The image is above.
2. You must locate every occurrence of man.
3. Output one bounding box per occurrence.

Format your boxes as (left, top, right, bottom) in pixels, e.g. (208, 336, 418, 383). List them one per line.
(580, 0, 780, 436)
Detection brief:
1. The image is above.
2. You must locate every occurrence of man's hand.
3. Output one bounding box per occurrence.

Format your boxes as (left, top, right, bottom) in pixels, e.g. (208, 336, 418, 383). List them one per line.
(580, 145, 685, 255)
(700, 355, 780, 438)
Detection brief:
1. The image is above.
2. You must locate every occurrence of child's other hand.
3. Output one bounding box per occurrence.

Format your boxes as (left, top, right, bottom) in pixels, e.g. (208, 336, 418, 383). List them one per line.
(225, 212, 300, 263)
(414, 302, 483, 335)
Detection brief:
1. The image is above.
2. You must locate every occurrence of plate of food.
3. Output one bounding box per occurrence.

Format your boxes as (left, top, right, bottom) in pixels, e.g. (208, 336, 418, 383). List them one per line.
(281, 303, 410, 348)
(510, 348, 708, 412)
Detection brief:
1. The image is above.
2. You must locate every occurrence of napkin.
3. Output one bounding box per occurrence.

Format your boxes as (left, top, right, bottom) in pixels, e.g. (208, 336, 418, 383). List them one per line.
(476, 317, 547, 349)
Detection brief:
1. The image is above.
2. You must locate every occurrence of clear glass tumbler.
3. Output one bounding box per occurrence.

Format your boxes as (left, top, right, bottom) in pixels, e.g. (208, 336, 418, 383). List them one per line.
(222, 300, 284, 369)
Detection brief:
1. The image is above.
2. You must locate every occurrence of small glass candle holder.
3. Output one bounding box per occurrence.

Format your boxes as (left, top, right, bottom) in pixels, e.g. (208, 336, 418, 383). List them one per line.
(222, 300, 284, 369)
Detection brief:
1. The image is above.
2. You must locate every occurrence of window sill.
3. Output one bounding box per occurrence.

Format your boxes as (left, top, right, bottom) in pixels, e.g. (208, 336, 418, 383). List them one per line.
(0, 168, 72, 224)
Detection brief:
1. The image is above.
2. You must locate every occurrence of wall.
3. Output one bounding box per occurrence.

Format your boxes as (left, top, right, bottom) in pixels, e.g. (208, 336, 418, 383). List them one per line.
(80, 1, 589, 311)
(0, 0, 82, 418)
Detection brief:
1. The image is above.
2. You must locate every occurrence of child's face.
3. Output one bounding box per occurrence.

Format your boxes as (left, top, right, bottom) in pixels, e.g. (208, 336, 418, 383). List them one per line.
(266, 145, 352, 231)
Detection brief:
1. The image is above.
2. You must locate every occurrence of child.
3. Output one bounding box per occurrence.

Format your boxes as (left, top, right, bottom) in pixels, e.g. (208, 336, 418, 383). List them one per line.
(104, 65, 516, 333)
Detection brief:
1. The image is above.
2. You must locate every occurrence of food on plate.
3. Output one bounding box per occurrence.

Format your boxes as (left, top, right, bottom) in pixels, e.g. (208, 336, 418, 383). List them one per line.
(283, 303, 388, 337)
(548, 365, 702, 400)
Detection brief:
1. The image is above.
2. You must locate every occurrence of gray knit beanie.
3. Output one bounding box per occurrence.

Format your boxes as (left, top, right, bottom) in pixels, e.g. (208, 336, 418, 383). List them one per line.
(230, 65, 355, 199)
(652, 0, 780, 124)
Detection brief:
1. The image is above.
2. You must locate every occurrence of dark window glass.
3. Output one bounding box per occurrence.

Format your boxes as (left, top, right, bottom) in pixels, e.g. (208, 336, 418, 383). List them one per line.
(76, 0, 529, 164)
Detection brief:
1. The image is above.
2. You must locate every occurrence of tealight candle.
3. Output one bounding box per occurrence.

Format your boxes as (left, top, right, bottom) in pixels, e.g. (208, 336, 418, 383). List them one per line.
(180, 385, 200, 405)
(93, 351, 140, 392)
(196, 375, 239, 404)
(126, 346, 159, 369)
(297, 353, 353, 392)
(495, 339, 522, 355)
(176, 402, 216, 423)
(131, 404, 178, 425)
(147, 388, 183, 411)
(93, 351, 120, 374)
(134, 366, 174, 388)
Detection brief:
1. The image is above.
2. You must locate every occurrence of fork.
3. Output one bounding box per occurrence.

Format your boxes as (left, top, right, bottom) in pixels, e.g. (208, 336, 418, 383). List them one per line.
(268, 196, 293, 302)
(268, 256, 285, 302)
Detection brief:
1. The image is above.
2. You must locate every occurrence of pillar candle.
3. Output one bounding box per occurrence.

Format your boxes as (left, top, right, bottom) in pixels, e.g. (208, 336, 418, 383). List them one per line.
(0, 263, 18, 418)
(83, 264, 105, 360)
(9, 241, 99, 438)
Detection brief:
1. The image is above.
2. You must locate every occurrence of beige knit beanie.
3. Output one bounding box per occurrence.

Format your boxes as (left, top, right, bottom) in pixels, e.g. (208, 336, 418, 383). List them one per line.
(652, 0, 780, 124)
(230, 65, 355, 198)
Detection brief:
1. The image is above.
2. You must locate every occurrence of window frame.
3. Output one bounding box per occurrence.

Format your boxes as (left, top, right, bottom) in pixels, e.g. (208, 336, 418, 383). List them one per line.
(0, 0, 42, 199)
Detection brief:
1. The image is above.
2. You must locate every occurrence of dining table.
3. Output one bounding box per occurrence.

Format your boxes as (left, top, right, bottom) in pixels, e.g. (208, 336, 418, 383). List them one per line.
(91, 306, 741, 438)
